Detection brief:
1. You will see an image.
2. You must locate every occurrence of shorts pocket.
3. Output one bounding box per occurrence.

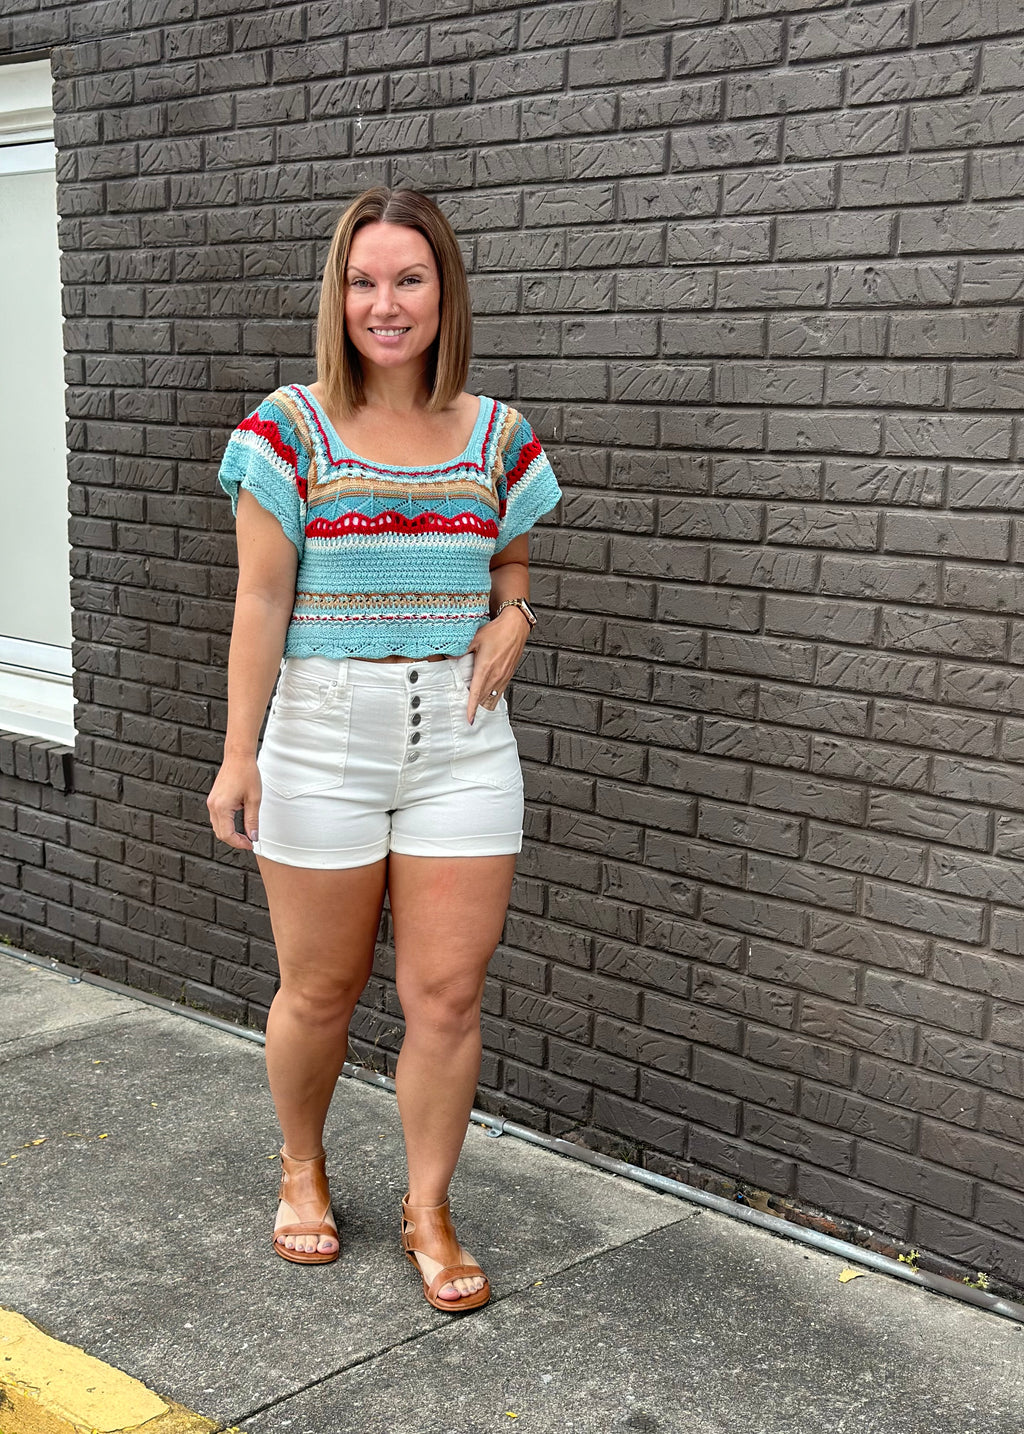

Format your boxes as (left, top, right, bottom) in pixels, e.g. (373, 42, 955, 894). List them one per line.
(448, 685, 522, 792)
(260, 681, 354, 798)
(272, 666, 331, 718)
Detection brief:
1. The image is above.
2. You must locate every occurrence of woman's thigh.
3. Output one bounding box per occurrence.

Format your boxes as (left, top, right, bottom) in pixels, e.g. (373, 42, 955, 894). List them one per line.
(258, 854, 388, 997)
(388, 853, 517, 1011)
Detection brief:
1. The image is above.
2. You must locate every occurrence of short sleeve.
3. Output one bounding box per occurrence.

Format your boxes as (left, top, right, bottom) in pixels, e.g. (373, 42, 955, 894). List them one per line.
(217, 393, 309, 556)
(495, 409, 562, 553)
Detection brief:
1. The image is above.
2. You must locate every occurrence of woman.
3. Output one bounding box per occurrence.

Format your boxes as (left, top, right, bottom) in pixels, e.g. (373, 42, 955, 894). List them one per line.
(206, 187, 561, 1313)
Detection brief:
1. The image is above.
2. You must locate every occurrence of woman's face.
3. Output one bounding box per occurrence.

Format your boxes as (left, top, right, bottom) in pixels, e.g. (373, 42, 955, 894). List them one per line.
(343, 221, 441, 376)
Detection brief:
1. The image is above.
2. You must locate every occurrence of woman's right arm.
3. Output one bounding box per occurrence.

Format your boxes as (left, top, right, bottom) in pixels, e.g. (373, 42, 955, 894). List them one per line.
(206, 488, 299, 852)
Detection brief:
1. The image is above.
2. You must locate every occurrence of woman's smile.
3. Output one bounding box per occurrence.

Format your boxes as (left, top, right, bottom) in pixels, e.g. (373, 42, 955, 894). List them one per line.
(368, 326, 411, 344)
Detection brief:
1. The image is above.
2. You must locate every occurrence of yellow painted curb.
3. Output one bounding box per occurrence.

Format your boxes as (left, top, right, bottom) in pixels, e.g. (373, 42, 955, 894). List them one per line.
(0, 1308, 238, 1434)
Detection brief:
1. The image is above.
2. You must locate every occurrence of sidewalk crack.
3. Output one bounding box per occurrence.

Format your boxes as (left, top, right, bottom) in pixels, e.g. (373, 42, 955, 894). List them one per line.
(226, 1215, 697, 1426)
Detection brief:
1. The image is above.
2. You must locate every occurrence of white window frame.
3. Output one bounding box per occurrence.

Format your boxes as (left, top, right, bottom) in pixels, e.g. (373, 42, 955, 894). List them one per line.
(0, 60, 74, 748)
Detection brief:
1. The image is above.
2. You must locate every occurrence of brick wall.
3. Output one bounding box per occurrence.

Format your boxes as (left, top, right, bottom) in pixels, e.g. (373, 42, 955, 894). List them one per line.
(3, 0, 1024, 1290)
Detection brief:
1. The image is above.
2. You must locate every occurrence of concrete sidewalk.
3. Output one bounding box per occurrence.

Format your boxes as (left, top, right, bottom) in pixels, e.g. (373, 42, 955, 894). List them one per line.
(2, 947, 1023, 1434)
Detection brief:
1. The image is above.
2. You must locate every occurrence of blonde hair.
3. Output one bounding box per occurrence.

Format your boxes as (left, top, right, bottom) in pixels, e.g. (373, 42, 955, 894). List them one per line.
(315, 187, 472, 418)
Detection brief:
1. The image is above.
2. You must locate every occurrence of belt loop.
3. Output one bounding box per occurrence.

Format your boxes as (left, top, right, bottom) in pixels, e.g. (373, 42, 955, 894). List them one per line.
(335, 657, 350, 689)
(450, 653, 470, 691)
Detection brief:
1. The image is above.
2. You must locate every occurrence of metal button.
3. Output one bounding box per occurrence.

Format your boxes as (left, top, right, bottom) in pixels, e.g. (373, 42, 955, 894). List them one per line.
(411, 695, 421, 708)
(411, 712, 421, 726)
(408, 751, 419, 762)
(408, 669, 419, 682)
(410, 731, 421, 744)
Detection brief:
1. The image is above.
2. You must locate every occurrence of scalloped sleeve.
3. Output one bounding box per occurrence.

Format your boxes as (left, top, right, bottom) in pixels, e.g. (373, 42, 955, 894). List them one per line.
(217, 394, 309, 556)
(495, 409, 562, 553)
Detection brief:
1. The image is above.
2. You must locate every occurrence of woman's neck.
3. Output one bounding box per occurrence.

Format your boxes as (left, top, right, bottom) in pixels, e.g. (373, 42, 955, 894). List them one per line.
(360, 360, 432, 415)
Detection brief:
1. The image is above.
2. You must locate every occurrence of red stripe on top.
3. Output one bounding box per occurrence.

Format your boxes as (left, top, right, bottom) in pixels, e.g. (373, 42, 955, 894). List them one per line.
(305, 510, 500, 539)
(239, 414, 307, 500)
(505, 433, 542, 492)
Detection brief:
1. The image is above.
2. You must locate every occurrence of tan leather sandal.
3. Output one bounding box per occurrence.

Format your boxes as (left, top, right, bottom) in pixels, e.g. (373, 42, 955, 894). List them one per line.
(272, 1149, 340, 1265)
(401, 1193, 490, 1312)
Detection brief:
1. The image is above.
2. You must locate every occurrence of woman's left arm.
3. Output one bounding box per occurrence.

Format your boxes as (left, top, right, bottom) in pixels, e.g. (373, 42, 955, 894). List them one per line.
(465, 534, 532, 723)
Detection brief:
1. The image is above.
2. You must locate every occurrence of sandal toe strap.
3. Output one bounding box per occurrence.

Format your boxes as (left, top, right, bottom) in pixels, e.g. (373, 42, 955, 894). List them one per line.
(274, 1221, 337, 1240)
(425, 1263, 488, 1303)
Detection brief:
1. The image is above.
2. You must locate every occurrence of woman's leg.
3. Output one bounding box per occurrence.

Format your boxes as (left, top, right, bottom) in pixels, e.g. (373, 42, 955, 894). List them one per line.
(389, 851, 517, 1298)
(259, 853, 389, 1254)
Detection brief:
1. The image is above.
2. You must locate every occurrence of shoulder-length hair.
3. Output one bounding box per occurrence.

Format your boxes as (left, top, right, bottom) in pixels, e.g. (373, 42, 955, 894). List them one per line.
(315, 187, 472, 418)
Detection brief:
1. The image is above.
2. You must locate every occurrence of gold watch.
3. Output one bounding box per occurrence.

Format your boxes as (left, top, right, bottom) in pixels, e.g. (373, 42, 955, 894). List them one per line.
(494, 597, 537, 630)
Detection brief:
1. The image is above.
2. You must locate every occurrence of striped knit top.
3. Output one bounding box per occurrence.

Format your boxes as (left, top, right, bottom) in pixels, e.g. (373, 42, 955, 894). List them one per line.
(217, 383, 562, 659)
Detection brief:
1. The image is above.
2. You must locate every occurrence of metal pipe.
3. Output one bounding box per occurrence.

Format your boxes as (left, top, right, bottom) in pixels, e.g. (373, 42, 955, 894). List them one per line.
(10, 946, 1024, 1325)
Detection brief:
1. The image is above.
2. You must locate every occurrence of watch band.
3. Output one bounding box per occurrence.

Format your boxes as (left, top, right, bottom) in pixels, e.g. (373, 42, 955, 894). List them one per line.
(495, 597, 537, 629)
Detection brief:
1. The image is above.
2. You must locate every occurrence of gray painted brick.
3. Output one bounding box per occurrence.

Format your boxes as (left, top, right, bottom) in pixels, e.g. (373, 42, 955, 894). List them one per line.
(812, 913, 929, 976)
(848, 47, 977, 105)
(593, 1017, 690, 1077)
(697, 800, 802, 858)
(865, 789, 992, 848)
(568, 36, 668, 88)
(693, 1048, 797, 1113)
(671, 119, 780, 170)
(642, 1067, 740, 1134)
(981, 38, 1024, 90)
(900, 202, 1024, 254)
(671, 19, 782, 76)
(918, 1, 1024, 45)
(856, 1144, 975, 1217)
(691, 1129, 796, 1196)
(854, 1055, 986, 1129)
(841, 156, 966, 207)
(723, 163, 836, 214)
(775, 213, 893, 260)
(826, 363, 945, 409)
(645, 992, 741, 1052)
(718, 265, 828, 309)
(620, 80, 720, 130)
(801, 1083, 918, 1153)
(921, 1122, 1024, 1189)
(728, 65, 843, 119)
(785, 106, 903, 160)
(521, 1, 617, 49)
(864, 880, 985, 944)
(768, 314, 887, 358)
(746, 1108, 854, 1173)
(910, 93, 1024, 150)
(830, 261, 958, 308)
(668, 218, 771, 264)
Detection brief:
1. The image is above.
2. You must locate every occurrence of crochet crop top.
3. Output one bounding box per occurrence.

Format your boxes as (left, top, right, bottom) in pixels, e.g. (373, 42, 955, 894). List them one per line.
(217, 384, 562, 660)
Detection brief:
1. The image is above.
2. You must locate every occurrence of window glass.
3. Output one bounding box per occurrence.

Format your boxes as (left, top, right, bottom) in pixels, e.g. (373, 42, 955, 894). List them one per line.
(0, 60, 73, 746)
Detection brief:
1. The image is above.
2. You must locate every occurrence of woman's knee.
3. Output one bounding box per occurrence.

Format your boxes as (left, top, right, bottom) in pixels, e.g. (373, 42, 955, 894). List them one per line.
(274, 974, 366, 1027)
(399, 974, 485, 1038)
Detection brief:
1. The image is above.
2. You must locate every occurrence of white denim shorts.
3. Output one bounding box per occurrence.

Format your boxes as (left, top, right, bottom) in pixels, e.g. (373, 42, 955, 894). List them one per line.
(251, 652, 524, 869)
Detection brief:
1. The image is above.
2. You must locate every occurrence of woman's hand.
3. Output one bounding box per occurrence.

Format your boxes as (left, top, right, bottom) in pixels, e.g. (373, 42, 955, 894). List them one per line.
(465, 607, 531, 723)
(207, 756, 263, 852)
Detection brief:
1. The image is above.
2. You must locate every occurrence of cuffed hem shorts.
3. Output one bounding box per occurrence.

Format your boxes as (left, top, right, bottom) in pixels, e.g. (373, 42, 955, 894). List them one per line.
(251, 652, 525, 869)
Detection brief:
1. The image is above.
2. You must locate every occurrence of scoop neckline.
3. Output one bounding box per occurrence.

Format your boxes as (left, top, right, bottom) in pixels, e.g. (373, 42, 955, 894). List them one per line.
(294, 385, 490, 472)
